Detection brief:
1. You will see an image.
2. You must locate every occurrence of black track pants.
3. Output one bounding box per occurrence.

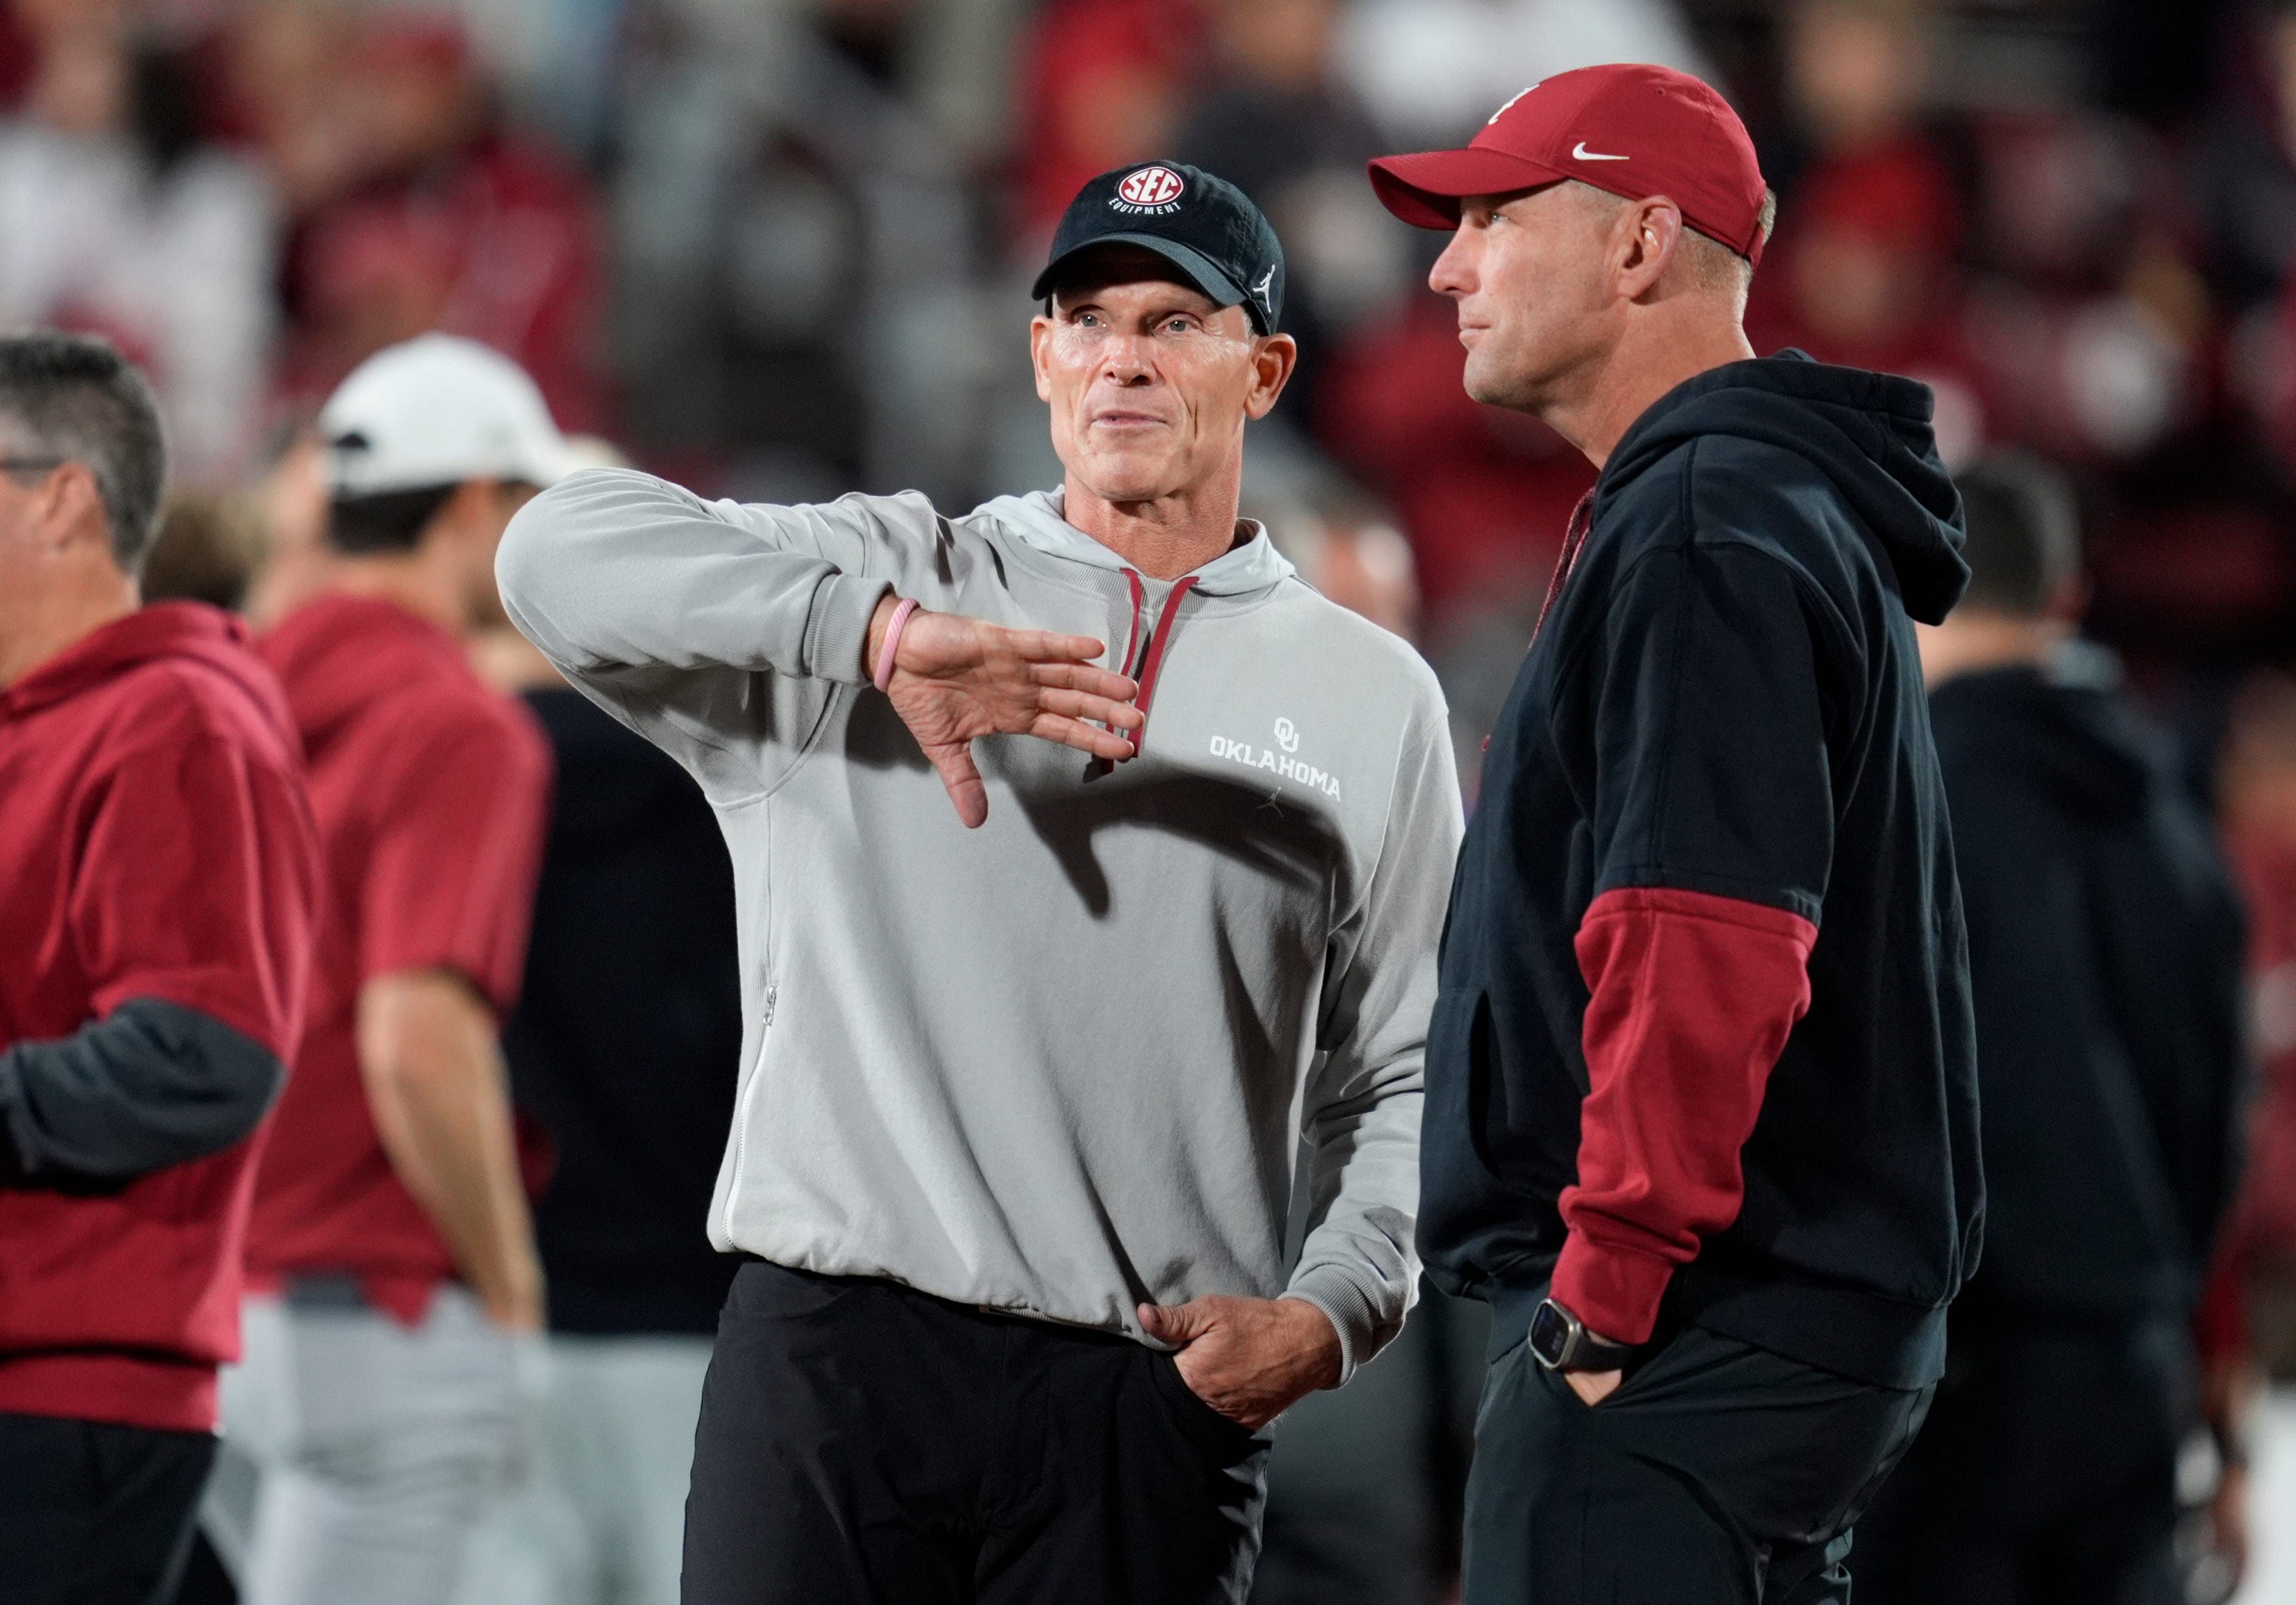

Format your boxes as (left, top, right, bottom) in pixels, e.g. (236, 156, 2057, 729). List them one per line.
(1853, 1318, 2189, 1605)
(1462, 1325, 1933, 1605)
(681, 1259, 1270, 1605)
(0, 1410, 217, 1605)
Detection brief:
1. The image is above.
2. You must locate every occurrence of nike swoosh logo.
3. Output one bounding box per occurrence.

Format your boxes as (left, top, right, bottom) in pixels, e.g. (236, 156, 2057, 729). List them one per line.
(1572, 142, 1629, 161)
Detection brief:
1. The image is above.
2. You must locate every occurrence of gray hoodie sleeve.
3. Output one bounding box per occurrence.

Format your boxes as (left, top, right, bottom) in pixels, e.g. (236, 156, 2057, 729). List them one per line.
(1284, 699, 1464, 1382)
(497, 468, 907, 797)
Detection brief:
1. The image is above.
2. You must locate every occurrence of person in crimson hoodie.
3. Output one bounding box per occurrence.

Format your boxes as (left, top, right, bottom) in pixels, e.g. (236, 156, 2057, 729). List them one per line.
(214, 335, 567, 1605)
(1370, 65, 1979, 1602)
(0, 333, 319, 1605)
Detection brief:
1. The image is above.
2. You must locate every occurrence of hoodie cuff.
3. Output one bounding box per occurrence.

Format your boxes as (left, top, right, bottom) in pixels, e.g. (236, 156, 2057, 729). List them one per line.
(1282, 1264, 1388, 1387)
(802, 573, 894, 686)
(1551, 1230, 1676, 1348)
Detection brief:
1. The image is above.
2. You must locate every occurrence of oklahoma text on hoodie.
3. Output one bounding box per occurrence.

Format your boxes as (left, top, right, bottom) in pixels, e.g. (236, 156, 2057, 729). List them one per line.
(498, 471, 1462, 1378)
(0, 603, 319, 1431)
(1931, 654, 2246, 1323)
(1421, 354, 1982, 1388)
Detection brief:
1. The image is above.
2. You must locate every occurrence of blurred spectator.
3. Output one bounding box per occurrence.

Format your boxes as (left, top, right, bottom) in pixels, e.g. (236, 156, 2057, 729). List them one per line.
(241, 433, 333, 629)
(1773, 0, 1933, 177)
(141, 489, 263, 611)
(1257, 479, 1419, 644)
(1010, 0, 1207, 241)
(1177, 0, 1406, 421)
(272, 11, 605, 434)
(1750, 143, 1987, 463)
(456, 617, 742, 1605)
(611, 0, 983, 501)
(1750, 0, 1990, 458)
(1321, 299, 1594, 631)
(2197, 0, 2296, 317)
(1335, 0, 1711, 147)
(0, 0, 277, 480)
(1858, 454, 2249, 1604)
(2214, 668, 2296, 1603)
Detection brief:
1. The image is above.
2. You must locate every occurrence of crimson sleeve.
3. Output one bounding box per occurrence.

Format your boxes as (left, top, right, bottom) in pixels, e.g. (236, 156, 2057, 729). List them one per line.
(1551, 888, 1816, 1343)
(1549, 540, 1836, 1345)
(70, 729, 319, 1059)
(360, 699, 553, 1016)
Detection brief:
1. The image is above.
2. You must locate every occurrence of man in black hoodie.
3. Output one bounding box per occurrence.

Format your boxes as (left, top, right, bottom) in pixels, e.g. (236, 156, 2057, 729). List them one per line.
(1852, 454, 2247, 1605)
(1370, 64, 1978, 1602)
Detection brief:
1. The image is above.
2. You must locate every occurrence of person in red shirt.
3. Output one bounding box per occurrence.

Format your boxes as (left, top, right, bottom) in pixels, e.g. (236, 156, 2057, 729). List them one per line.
(217, 334, 567, 1604)
(0, 333, 319, 1605)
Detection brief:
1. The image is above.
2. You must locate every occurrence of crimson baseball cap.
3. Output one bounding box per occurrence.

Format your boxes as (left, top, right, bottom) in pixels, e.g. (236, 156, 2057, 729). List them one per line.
(1032, 161, 1286, 335)
(1367, 63, 1771, 265)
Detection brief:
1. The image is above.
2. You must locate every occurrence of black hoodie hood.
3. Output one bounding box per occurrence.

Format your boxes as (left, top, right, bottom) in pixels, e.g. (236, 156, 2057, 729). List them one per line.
(1929, 651, 2159, 824)
(1602, 351, 1971, 625)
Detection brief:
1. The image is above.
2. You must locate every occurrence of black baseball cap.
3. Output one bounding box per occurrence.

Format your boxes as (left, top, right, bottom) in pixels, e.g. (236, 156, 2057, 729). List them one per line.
(1032, 161, 1286, 336)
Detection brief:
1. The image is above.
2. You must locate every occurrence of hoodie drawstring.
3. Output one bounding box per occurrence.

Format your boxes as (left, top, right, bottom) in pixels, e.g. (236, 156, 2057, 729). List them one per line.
(1102, 569, 1200, 764)
(1532, 490, 1596, 645)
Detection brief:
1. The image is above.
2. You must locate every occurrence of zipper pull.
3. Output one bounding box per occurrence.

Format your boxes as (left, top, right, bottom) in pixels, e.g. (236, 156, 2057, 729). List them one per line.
(762, 985, 777, 1027)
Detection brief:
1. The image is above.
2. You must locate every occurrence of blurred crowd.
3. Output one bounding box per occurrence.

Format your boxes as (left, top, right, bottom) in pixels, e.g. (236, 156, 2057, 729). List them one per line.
(18, 0, 2296, 1600)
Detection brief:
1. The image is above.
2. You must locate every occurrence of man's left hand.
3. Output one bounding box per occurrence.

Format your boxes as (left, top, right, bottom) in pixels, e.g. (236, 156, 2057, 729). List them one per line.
(1137, 1294, 1342, 1429)
(1564, 1368, 1623, 1406)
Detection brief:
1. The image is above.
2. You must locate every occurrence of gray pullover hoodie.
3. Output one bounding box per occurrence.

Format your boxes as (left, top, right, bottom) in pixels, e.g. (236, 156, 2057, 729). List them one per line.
(496, 470, 1461, 1378)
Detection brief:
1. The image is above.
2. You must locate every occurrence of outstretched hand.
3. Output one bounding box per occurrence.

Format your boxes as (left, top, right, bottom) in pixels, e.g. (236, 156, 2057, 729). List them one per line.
(866, 595, 1142, 827)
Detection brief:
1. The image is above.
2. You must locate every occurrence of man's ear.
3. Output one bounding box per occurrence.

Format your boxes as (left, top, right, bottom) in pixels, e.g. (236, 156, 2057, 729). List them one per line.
(1030, 314, 1055, 403)
(1615, 198, 1684, 302)
(39, 462, 112, 559)
(1244, 333, 1298, 421)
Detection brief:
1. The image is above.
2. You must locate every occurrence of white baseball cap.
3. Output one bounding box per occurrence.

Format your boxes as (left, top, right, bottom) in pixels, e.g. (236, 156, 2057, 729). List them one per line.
(318, 333, 584, 498)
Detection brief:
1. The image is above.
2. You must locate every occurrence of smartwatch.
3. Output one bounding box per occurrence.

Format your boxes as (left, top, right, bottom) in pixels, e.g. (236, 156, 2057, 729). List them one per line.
(1528, 1297, 1635, 1373)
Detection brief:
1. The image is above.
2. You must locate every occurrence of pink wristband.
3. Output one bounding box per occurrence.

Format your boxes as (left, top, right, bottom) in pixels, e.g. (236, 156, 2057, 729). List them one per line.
(872, 597, 919, 692)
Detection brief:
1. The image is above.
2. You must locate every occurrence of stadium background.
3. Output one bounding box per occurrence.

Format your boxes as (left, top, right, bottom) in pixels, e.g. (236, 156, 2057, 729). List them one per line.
(11, 0, 2296, 1599)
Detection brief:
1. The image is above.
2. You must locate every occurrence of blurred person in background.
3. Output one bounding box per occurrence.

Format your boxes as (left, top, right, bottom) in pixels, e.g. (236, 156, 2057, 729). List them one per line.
(215, 334, 568, 1605)
(1239, 499, 1484, 1605)
(241, 433, 332, 630)
(2212, 671, 2296, 1602)
(453, 445, 745, 1605)
(272, 10, 603, 435)
(0, 0, 277, 481)
(1853, 453, 2248, 1604)
(1751, 0, 1987, 463)
(500, 161, 1462, 1604)
(141, 490, 265, 612)
(1011, 0, 1208, 241)
(1372, 64, 1976, 1601)
(0, 333, 317, 1604)
(1335, 0, 1711, 150)
(2198, 0, 2296, 318)
(1766, 0, 1942, 193)
(1175, 0, 1402, 425)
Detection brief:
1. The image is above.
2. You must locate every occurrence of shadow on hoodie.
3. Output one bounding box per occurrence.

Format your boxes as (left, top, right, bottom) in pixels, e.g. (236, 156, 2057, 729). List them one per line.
(1421, 352, 1983, 1390)
(1929, 652, 2246, 1325)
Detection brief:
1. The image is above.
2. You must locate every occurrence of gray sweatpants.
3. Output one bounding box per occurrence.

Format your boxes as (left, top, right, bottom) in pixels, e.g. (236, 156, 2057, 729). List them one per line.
(208, 1286, 526, 1605)
(454, 1334, 713, 1605)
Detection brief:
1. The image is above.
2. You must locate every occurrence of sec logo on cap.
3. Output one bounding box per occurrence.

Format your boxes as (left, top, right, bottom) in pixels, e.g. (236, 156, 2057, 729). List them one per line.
(1116, 166, 1186, 208)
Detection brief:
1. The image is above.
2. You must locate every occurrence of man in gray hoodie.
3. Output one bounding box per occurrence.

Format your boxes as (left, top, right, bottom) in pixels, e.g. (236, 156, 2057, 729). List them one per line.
(495, 162, 1460, 1604)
